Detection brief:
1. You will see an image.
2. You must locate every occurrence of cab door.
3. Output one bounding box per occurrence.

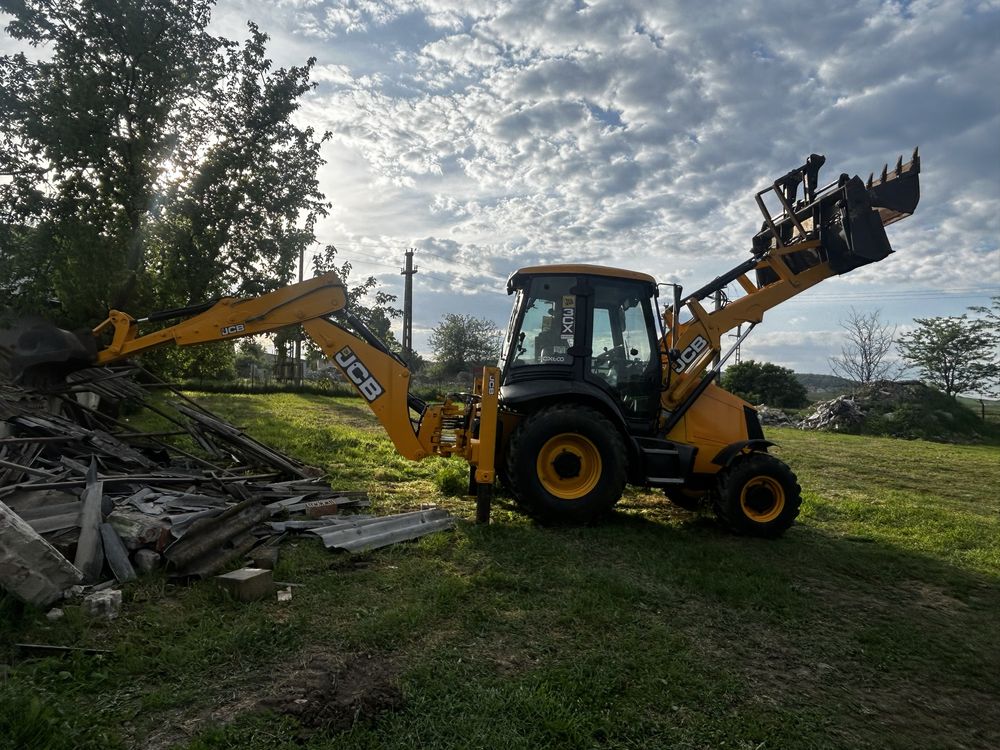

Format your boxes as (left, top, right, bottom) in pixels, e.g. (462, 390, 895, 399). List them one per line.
(584, 278, 661, 430)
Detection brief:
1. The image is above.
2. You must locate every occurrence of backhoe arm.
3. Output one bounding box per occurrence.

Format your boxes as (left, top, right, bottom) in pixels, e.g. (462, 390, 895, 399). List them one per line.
(79, 272, 440, 462)
(93, 273, 348, 364)
(72, 271, 498, 491)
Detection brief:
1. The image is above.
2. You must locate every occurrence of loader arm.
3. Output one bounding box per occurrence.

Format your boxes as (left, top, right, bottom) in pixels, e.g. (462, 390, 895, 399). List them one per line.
(660, 150, 920, 421)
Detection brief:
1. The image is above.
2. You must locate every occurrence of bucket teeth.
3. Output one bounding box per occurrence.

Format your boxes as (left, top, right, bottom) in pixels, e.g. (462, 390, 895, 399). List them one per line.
(866, 148, 921, 226)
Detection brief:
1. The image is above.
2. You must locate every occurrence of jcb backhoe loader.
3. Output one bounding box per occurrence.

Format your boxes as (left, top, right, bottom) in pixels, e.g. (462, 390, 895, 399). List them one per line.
(4, 151, 920, 537)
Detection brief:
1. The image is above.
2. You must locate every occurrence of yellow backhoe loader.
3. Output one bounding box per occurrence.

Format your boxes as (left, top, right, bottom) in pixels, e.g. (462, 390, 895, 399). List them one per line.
(4, 150, 921, 536)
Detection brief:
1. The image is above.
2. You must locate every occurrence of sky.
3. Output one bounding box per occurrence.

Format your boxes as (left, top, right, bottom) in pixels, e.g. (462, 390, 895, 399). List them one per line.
(7, 0, 1000, 373)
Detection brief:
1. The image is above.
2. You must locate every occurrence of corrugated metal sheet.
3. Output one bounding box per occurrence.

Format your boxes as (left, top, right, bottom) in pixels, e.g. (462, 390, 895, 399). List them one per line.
(308, 509, 454, 552)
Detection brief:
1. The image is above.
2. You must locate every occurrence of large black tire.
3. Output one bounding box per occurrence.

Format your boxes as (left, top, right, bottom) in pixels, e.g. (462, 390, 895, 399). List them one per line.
(506, 404, 627, 523)
(714, 453, 801, 538)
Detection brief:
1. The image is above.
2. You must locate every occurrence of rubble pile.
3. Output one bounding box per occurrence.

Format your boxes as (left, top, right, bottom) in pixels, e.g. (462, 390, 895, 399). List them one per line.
(797, 395, 866, 431)
(794, 380, 989, 442)
(755, 405, 796, 426)
(0, 365, 453, 610)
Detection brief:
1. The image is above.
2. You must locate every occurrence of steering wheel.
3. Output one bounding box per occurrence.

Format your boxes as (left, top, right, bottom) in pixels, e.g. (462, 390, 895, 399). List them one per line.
(593, 344, 626, 368)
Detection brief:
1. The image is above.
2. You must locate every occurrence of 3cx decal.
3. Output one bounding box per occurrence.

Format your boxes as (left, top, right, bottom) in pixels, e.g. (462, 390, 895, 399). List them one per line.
(220, 323, 246, 336)
(560, 295, 576, 337)
(672, 335, 709, 372)
(334, 346, 385, 402)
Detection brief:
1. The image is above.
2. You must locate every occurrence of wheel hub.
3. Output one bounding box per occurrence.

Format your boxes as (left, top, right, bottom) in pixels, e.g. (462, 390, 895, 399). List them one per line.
(535, 433, 602, 500)
(739, 475, 786, 522)
(551, 450, 582, 479)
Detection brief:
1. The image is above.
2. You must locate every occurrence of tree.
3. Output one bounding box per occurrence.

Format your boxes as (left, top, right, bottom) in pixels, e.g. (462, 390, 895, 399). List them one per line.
(828, 308, 899, 384)
(0, 1, 328, 332)
(721, 359, 809, 408)
(897, 312, 1000, 399)
(429, 314, 502, 375)
(311, 245, 402, 346)
(235, 338, 269, 379)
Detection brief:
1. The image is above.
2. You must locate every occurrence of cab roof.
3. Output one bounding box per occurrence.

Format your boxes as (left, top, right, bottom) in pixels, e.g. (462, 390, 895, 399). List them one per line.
(507, 264, 657, 293)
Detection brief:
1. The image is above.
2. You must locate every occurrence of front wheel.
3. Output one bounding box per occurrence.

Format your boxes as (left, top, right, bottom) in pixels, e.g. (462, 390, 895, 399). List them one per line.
(506, 404, 627, 523)
(714, 454, 801, 538)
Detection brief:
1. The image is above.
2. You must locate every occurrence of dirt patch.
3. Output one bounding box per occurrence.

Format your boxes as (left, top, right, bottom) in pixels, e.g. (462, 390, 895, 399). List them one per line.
(896, 579, 969, 613)
(133, 651, 402, 749)
(259, 652, 403, 732)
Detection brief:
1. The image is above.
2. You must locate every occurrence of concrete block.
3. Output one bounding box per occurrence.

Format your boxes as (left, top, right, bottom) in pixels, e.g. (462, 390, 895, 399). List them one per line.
(215, 567, 273, 602)
(133, 549, 162, 574)
(82, 588, 122, 620)
(0, 500, 83, 608)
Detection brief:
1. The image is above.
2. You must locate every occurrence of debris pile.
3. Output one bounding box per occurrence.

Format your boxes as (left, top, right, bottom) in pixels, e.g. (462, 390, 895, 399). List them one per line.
(755, 405, 796, 426)
(0, 365, 453, 609)
(797, 395, 866, 431)
(793, 380, 991, 443)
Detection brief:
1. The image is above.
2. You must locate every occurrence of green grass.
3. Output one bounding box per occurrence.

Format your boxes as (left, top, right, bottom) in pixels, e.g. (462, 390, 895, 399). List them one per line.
(3, 394, 999, 749)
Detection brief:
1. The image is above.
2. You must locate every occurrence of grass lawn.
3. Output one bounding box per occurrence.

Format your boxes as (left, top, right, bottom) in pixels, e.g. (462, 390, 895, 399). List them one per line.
(2, 392, 999, 749)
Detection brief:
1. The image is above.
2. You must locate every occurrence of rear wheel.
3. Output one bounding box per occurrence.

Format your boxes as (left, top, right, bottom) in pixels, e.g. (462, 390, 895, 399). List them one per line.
(715, 453, 801, 537)
(506, 404, 626, 523)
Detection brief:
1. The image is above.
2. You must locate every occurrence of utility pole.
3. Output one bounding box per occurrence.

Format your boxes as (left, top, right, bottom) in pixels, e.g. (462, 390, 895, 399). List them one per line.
(400, 248, 417, 359)
(728, 324, 743, 365)
(293, 246, 304, 386)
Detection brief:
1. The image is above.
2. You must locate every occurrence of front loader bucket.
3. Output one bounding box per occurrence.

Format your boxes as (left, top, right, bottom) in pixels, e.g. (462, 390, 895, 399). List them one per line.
(753, 148, 921, 281)
(0, 318, 97, 386)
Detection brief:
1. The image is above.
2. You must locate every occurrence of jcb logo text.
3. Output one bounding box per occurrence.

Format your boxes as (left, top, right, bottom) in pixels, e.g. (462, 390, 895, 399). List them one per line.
(672, 335, 709, 372)
(334, 346, 385, 402)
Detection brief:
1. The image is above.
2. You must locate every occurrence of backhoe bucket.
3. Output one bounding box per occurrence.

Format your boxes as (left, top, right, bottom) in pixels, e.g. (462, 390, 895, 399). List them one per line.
(0, 318, 97, 386)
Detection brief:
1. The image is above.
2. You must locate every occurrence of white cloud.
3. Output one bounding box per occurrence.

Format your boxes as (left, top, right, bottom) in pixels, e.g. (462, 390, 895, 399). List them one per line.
(210, 0, 999, 364)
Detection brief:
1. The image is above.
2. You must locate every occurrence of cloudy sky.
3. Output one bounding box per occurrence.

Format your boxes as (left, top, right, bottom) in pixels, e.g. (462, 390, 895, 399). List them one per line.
(12, 1, 1000, 372)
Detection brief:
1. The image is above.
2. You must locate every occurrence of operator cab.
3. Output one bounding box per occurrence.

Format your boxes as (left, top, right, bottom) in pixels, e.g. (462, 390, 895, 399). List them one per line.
(501, 265, 662, 432)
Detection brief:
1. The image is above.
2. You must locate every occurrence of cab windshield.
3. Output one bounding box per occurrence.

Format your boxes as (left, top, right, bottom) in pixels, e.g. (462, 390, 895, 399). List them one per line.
(505, 276, 576, 369)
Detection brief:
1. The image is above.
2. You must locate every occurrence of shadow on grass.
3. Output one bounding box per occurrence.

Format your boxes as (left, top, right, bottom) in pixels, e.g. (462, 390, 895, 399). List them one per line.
(452, 504, 1000, 750)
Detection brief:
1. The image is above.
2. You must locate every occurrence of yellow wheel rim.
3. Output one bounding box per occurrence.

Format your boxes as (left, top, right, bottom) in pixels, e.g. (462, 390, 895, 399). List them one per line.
(536, 433, 602, 500)
(739, 475, 786, 522)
